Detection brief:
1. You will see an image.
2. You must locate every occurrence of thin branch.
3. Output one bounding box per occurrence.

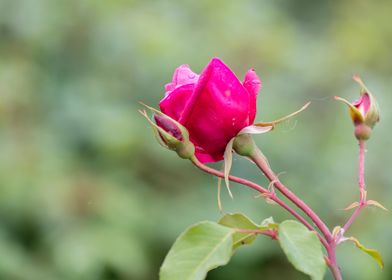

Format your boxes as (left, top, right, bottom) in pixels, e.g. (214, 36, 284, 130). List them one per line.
(190, 156, 328, 248)
(249, 148, 333, 242)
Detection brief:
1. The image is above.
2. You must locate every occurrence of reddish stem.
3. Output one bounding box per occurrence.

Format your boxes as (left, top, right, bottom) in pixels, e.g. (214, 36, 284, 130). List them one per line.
(249, 148, 332, 242)
(190, 157, 328, 248)
(249, 148, 344, 279)
(326, 243, 343, 280)
(342, 139, 367, 233)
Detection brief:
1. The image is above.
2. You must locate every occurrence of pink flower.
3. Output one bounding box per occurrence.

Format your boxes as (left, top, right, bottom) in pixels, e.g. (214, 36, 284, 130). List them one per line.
(335, 76, 380, 140)
(335, 76, 379, 128)
(159, 58, 261, 163)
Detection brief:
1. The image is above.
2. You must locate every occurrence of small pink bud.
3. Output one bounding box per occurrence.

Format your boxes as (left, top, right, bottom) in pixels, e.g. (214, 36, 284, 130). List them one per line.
(139, 104, 195, 160)
(154, 114, 184, 142)
(335, 76, 380, 140)
(154, 113, 195, 159)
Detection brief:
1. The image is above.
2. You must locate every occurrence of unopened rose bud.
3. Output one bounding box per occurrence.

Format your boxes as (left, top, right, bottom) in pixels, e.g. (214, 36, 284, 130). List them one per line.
(154, 114, 195, 159)
(139, 105, 195, 160)
(335, 76, 380, 140)
(154, 114, 184, 144)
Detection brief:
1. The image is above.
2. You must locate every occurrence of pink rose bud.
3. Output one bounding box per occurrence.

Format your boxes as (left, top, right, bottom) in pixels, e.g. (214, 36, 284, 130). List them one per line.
(335, 76, 380, 140)
(154, 113, 195, 159)
(159, 58, 261, 163)
(139, 105, 195, 159)
(154, 114, 184, 142)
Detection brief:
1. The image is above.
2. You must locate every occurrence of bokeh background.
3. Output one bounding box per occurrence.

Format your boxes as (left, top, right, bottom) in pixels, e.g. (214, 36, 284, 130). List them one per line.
(0, 0, 391, 279)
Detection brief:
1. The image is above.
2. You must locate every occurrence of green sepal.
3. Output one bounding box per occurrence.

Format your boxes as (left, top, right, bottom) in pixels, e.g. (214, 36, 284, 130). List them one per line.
(346, 236, 384, 269)
(222, 138, 235, 199)
(334, 96, 365, 124)
(139, 102, 191, 142)
(253, 101, 311, 128)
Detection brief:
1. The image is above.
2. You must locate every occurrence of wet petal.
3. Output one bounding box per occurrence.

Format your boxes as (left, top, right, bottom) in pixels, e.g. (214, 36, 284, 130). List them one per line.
(180, 58, 251, 160)
(165, 64, 199, 93)
(160, 84, 195, 121)
(243, 69, 261, 124)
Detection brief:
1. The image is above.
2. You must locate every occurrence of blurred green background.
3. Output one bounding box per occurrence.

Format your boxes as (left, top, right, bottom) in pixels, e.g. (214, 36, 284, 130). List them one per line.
(0, 0, 391, 279)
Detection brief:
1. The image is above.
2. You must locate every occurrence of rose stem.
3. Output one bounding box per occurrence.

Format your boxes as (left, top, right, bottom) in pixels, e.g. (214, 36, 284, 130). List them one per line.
(328, 140, 367, 280)
(342, 139, 367, 233)
(190, 156, 328, 248)
(248, 147, 332, 241)
(247, 148, 345, 279)
(326, 245, 343, 280)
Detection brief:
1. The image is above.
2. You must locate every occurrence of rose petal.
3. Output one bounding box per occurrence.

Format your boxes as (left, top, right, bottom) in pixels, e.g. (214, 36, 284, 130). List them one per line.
(180, 58, 251, 162)
(243, 69, 261, 124)
(165, 64, 199, 93)
(353, 93, 371, 117)
(160, 84, 195, 121)
(195, 148, 223, 163)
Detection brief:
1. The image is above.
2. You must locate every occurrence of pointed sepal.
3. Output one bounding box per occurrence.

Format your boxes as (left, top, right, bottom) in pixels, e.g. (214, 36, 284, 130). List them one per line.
(253, 102, 311, 128)
(346, 237, 384, 269)
(340, 201, 360, 211)
(223, 138, 235, 199)
(367, 200, 388, 211)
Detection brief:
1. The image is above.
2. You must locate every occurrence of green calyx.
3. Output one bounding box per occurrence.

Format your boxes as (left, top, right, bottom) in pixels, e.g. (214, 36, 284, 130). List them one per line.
(174, 141, 196, 159)
(232, 134, 256, 157)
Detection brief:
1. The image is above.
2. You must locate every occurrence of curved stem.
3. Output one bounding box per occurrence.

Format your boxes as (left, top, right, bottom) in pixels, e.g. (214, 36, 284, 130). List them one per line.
(190, 157, 328, 248)
(249, 148, 333, 242)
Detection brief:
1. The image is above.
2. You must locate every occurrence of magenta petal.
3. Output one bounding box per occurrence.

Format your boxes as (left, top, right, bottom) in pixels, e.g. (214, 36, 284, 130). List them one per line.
(180, 58, 251, 160)
(243, 69, 261, 124)
(353, 93, 371, 117)
(160, 84, 195, 121)
(195, 149, 223, 163)
(165, 64, 199, 93)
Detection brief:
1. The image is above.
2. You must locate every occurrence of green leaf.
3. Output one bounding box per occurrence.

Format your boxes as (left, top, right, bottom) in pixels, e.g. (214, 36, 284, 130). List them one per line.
(160, 221, 234, 280)
(218, 214, 278, 250)
(218, 213, 268, 249)
(278, 220, 326, 280)
(347, 237, 384, 269)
